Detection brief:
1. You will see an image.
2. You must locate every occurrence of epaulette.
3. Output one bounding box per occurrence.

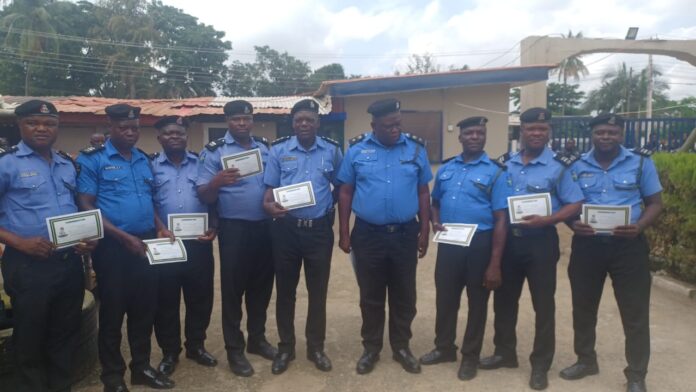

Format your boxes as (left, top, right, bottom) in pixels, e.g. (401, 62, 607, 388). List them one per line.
(496, 152, 511, 165)
(553, 153, 579, 167)
(348, 133, 366, 146)
(149, 152, 160, 160)
(252, 135, 269, 147)
(205, 138, 225, 151)
(0, 145, 18, 158)
(80, 144, 104, 155)
(320, 136, 340, 147)
(405, 133, 426, 146)
(188, 150, 199, 157)
(441, 156, 456, 164)
(271, 135, 291, 146)
(137, 148, 150, 158)
(56, 150, 74, 162)
(491, 159, 507, 170)
(632, 147, 653, 157)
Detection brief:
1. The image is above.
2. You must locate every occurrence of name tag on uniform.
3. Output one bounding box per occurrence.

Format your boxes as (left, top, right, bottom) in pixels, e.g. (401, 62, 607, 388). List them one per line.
(360, 149, 375, 154)
(280, 156, 297, 162)
(103, 165, 122, 171)
(19, 171, 38, 178)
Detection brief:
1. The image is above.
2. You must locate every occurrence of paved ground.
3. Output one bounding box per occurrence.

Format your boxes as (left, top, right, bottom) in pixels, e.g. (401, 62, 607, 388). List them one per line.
(75, 225, 696, 392)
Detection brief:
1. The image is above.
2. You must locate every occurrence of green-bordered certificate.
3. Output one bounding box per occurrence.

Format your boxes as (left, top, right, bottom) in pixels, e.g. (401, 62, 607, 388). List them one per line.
(582, 204, 631, 233)
(507, 193, 552, 224)
(144, 238, 188, 265)
(168, 213, 208, 240)
(273, 181, 316, 210)
(45, 209, 104, 249)
(433, 224, 478, 247)
(221, 148, 263, 178)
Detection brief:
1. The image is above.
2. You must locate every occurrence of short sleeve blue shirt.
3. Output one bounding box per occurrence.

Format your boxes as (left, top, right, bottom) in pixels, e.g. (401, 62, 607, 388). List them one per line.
(196, 132, 269, 221)
(506, 147, 584, 213)
(76, 140, 155, 234)
(570, 146, 662, 224)
(432, 153, 512, 231)
(336, 132, 433, 225)
(152, 151, 208, 224)
(0, 141, 78, 239)
(263, 136, 343, 219)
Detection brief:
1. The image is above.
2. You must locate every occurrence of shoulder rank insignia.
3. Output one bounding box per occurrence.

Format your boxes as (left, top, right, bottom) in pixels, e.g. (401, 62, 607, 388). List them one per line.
(553, 153, 579, 167)
(205, 138, 225, 152)
(252, 135, 269, 147)
(496, 152, 511, 165)
(405, 133, 426, 146)
(80, 144, 104, 155)
(0, 145, 18, 158)
(320, 135, 340, 147)
(491, 158, 507, 170)
(632, 147, 653, 157)
(57, 150, 80, 173)
(348, 133, 366, 146)
(149, 152, 160, 160)
(187, 150, 199, 157)
(441, 155, 457, 164)
(136, 148, 150, 158)
(271, 135, 291, 146)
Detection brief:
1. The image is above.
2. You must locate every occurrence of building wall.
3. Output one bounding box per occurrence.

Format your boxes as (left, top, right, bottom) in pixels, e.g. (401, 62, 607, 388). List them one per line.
(342, 84, 511, 160)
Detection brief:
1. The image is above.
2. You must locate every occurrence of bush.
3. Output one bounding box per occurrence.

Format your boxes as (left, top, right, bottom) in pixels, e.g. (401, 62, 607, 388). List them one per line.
(646, 153, 696, 284)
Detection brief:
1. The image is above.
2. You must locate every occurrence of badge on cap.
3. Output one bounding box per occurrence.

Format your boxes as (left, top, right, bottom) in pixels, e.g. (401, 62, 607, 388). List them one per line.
(40, 104, 49, 114)
(608, 116, 616, 125)
(538, 112, 545, 121)
(128, 110, 135, 119)
(395, 101, 400, 110)
(176, 117, 183, 125)
(244, 106, 250, 114)
(480, 118, 486, 125)
(309, 101, 315, 109)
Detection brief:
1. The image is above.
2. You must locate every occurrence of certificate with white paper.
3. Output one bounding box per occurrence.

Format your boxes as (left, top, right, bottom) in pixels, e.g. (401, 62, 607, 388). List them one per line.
(273, 181, 316, 210)
(582, 204, 631, 233)
(144, 238, 188, 265)
(168, 213, 208, 240)
(433, 224, 478, 247)
(46, 209, 104, 249)
(508, 193, 552, 224)
(221, 148, 263, 178)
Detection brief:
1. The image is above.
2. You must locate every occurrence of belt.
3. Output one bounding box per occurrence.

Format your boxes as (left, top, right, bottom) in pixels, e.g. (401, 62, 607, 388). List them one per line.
(282, 213, 332, 229)
(356, 217, 417, 233)
(510, 226, 554, 238)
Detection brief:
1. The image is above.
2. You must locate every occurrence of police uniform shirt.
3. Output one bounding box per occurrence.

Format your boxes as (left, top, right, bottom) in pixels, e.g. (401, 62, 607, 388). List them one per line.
(264, 135, 343, 220)
(0, 141, 78, 239)
(152, 151, 207, 224)
(76, 139, 155, 234)
(336, 132, 433, 225)
(432, 153, 511, 231)
(571, 146, 662, 224)
(196, 132, 269, 221)
(506, 146, 583, 213)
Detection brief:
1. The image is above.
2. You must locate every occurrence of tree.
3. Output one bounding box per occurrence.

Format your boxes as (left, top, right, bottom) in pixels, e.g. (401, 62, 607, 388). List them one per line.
(398, 53, 440, 75)
(546, 83, 586, 115)
(307, 63, 345, 91)
(551, 30, 589, 115)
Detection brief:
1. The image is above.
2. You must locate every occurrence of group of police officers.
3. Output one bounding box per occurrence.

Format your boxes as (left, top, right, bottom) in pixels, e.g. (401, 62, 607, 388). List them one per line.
(0, 96, 661, 392)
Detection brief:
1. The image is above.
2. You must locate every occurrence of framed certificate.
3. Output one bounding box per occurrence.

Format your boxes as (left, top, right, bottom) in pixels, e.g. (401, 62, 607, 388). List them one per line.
(582, 204, 631, 233)
(433, 224, 478, 247)
(46, 209, 104, 249)
(144, 238, 188, 265)
(273, 181, 316, 210)
(221, 148, 263, 178)
(508, 193, 552, 224)
(168, 213, 208, 240)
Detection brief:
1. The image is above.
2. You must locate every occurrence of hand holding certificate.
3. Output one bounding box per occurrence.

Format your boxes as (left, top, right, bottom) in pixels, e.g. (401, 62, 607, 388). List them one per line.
(168, 213, 208, 240)
(221, 148, 263, 178)
(433, 224, 478, 247)
(273, 181, 316, 210)
(46, 209, 104, 249)
(508, 193, 552, 224)
(582, 204, 631, 234)
(144, 238, 188, 265)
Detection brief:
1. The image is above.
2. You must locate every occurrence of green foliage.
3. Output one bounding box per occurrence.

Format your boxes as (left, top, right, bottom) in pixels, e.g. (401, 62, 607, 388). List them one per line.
(547, 82, 587, 115)
(646, 153, 696, 283)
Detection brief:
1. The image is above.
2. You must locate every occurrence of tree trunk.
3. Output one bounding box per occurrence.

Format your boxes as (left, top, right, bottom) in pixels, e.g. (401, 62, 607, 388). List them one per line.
(24, 62, 31, 96)
(677, 128, 696, 153)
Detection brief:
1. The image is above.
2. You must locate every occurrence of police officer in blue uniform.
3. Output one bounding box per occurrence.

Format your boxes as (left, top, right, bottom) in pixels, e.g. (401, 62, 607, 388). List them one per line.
(0, 100, 96, 392)
(337, 98, 432, 375)
(560, 114, 662, 392)
(262, 99, 343, 375)
(197, 100, 276, 376)
(479, 107, 583, 390)
(419, 116, 511, 381)
(150, 116, 218, 377)
(76, 104, 174, 392)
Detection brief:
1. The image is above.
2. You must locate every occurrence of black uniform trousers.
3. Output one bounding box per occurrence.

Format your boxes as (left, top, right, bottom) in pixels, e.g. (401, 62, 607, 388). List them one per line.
(270, 214, 333, 354)
(433, 231, 492, 364)
(218, 218, 274, 356)
(568, 234, 651, 382)
(1, 247, 85, 392)
(492, 227, 560, 372)
(92, 233, 158, 386)
(154, 240, 214, 357)
(351, 218, 419, 354)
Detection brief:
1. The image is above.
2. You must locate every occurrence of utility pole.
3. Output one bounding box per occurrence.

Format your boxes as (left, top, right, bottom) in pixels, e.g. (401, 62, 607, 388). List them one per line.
(646, 54, 654, 119)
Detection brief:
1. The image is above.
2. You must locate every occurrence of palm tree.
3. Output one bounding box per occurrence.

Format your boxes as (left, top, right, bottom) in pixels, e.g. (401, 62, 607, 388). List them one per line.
(551, 30, 590, 115)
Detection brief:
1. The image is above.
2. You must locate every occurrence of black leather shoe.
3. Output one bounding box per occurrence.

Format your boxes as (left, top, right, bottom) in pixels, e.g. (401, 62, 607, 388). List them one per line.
(392, 348, 421, 374)
(228, 351, 254, 377)
(356, 351, 380, 375)
(271, 352, 295, 375)
(458, 361, 478, 381)
(186, 347, 218, 367)
(131, 367, 175, 389)
(157, 354, 178, 376)
(247, 340, 278, 361)
(478, 354, 519, 369)
(307, 350, 332, 371)
(559, 362, 599, 380)
(529, 370, 549, 390)
(104, 383, 129, 392)
(420, 348, 457, 365)
(626, 380, 647, 392)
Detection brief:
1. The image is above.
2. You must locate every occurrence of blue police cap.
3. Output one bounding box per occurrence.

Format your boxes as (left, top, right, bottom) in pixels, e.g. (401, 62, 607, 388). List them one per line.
(520, 107, 551, 123)
(15, 99, 58, 117)
(154, 116, 189, 129)
(589, 113, 625, 128)
(457, 116, 488, 129)
(291, 99, 320, 116)
(105, 103, 141, 121)
(224, 100, 253, 116)
(367, 98, 400, 118)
